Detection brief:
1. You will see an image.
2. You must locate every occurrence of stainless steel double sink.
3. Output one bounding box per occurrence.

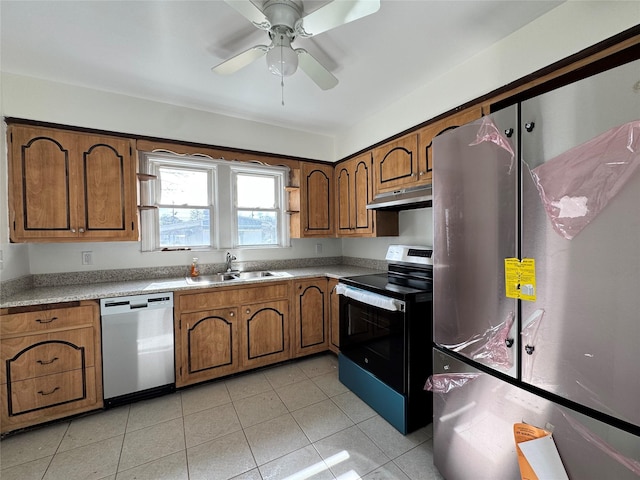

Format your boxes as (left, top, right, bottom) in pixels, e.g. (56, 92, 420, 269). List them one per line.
(185, 271, 287, 285)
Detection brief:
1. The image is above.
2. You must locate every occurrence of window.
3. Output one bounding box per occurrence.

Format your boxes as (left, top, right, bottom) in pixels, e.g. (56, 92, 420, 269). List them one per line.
(233, 169, 282, 247)
(157, 164, 214, 249)
(140, 152, 289, 251)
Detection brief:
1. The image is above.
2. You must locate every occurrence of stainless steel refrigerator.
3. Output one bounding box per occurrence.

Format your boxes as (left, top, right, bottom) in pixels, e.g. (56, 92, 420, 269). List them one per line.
(432, 58, 640, 479)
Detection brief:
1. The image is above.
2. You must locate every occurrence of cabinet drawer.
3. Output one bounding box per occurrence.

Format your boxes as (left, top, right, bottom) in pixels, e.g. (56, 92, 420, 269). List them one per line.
(1, 305, 96, 336)
(239, 283, 289, 303)
(4, 368, 95, 416)
(1, 328, 95, 384)
(178, 282, 290, 312)
(179, 289, 241, 312)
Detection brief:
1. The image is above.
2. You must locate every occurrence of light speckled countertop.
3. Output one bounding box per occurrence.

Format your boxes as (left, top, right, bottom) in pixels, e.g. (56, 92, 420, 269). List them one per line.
(0, 265, 382, 308)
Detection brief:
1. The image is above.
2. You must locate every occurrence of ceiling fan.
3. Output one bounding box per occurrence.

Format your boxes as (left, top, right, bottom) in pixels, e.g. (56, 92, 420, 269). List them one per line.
(212, 0, 381, 90)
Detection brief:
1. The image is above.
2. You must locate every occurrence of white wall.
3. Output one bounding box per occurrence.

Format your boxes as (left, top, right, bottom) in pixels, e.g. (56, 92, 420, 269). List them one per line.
(26, 238, 343, 275)
(2, 2, 637, 277)
(341, 208, 433, 260)
(0, 74, 334, 162)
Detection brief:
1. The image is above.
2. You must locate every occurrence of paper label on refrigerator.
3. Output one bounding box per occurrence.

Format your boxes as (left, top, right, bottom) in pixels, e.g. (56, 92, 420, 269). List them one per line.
(505, 258, 537, 301)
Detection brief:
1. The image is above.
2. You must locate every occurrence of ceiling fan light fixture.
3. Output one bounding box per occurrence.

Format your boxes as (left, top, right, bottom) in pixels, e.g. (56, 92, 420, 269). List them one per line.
(266, 33, 298, 77)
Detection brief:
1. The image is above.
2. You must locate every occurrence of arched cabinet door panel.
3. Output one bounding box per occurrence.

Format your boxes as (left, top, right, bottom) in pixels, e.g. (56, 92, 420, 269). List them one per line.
(299, 162, 335, 237)
(180, 308, 239, 385)
(241, 300, 290, 369)
(293, 278, 329, 357)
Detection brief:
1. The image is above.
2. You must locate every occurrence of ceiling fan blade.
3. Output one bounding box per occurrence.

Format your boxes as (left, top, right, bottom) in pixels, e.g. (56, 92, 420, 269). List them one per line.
(296, 0, 380, 37)
(212, 45, 269, 75)
(224, 0, 270, 30)
(296, 49, 338, 90)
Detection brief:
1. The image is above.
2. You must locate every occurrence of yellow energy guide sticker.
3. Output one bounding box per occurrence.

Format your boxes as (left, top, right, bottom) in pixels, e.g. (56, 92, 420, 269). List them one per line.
(505, 258, 536, 301)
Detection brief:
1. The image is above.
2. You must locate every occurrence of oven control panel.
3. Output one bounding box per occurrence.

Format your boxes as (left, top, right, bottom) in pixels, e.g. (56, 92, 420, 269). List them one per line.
(386, 245, 433, 265)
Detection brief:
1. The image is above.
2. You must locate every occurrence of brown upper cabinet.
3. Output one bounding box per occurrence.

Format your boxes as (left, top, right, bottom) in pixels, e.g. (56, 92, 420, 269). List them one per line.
(289, 162, 335, 238)
(372, 133, 420, 195)
(415, 106, 483, 186)
(8, 125, 138, 242)
(373, 106, 482, 195)
(335, 153, 399, 237)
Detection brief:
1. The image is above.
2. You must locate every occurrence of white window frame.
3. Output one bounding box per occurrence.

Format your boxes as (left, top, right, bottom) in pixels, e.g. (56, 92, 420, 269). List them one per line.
(139, 152, 289, 252)
(230, 165, 287, 248)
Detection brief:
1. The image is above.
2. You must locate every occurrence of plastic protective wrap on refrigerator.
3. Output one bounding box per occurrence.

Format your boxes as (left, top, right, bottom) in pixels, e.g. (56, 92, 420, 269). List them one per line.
(530, 120, 640, 240)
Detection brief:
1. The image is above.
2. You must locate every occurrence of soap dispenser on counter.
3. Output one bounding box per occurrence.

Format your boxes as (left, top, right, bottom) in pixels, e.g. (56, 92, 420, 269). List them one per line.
(190, 257, 200, 277)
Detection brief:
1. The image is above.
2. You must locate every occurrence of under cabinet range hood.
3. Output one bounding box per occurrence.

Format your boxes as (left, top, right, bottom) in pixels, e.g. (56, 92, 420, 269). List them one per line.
(366, 185, 433, 210)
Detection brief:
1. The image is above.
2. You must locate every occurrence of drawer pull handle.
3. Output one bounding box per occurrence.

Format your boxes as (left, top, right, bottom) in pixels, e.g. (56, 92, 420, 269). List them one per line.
(35, 316, 58, 324)
(37, 357, 59, 365)
(38, 387, 60, 396)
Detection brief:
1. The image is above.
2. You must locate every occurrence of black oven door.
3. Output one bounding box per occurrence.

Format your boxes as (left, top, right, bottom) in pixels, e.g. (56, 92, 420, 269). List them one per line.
(339, 294, 406, 394)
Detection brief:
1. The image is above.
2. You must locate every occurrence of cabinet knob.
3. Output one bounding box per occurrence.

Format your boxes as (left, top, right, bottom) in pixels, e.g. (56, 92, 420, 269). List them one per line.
(410, 173, 416, 177)
(79, 227, 85, 233)
(246, 308, 251, 314)
(229, 311, 234, 317)
(419, 171, 424, 176)
(71, 228, 76, 233)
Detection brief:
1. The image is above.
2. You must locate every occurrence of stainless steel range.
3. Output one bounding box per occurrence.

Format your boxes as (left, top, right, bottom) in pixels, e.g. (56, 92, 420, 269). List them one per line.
(337, 245, 433, 434)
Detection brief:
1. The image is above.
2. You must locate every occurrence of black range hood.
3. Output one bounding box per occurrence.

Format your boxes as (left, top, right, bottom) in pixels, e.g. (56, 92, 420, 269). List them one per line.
(366, 185, 433, 211)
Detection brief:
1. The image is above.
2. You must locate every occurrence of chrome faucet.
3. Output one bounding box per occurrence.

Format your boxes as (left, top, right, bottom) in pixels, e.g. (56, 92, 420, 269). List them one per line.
(225, 252, 237, 272)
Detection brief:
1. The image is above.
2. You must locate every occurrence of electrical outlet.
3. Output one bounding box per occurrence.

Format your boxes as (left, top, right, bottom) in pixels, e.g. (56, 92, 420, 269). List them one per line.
(315, 243, 322, 254)
(0, 249, 3, 270)
(82, 251, 93, 265)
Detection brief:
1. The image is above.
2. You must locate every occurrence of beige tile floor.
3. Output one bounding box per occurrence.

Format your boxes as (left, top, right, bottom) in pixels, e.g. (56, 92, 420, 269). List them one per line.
(0, 353, 444, 480)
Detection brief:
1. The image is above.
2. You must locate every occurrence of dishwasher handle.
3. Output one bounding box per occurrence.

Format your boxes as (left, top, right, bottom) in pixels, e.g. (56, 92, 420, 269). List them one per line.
(100, 293, 173, 316)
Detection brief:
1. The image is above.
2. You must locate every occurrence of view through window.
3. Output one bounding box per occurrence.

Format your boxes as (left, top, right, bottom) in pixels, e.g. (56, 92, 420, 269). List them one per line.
(139, 153, 288, 251)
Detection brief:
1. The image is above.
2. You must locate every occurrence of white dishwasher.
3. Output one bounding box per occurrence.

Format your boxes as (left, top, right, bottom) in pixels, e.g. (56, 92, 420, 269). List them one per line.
(100, 292, 174, 407)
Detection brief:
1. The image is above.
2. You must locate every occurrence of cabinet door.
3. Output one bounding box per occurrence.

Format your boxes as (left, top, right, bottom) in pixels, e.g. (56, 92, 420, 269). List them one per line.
(76, 135, 138, 241)
(352, 154, 374, 235)
(300, 162, 335, 237)
(417, 107, 482, 185)
(177, 308, 239, 387)
(293, 278, 329, 357)
(373, 133, 419, 194)
(328, 278, 340, 354)
(240, 300, 290, 369)
(8, 126, 81, 241)
(335, 162, 352, 235)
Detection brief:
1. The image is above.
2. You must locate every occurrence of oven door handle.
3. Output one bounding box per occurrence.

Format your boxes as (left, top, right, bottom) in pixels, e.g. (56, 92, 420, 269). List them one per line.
(335, 284, 405, 312)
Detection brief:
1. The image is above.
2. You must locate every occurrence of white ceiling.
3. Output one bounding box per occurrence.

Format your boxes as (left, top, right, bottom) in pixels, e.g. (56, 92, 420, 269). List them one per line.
(1, 0, 563, 136)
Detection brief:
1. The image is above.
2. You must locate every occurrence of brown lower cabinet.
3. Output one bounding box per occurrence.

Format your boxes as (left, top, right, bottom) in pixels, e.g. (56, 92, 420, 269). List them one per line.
(292, 278, 329, 357)
(0, 301, 103, 434)
(174, 282, 291, 387)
